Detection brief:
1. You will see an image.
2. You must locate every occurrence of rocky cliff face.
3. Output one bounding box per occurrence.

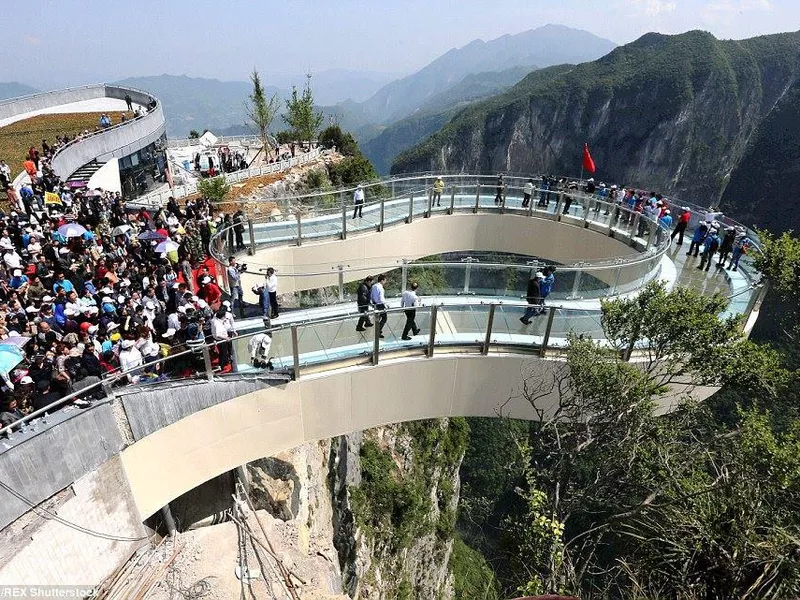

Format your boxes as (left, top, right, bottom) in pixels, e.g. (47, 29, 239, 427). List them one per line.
(392, 31, 800, 220)
(246, 418, 467, 599)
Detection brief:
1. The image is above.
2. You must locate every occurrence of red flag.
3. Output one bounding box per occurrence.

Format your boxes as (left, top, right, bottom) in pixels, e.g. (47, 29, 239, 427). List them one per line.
(582, 143, 596, 174)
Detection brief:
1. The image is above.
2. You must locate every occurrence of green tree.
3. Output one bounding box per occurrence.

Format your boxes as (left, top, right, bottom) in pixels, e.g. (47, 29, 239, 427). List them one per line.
(754, 229, 800, 340)
(188, 129, 200, 139)
(283, 74, 324, 147)
(319, 125, 358, 156)
(498, 281, 794, 598)
(197, 176, 231, 203)
(245, 69, 280, 161)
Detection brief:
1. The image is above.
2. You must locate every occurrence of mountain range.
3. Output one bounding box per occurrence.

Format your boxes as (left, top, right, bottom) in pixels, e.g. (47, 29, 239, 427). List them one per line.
(0, 24, 616, 155)
(392, 29, 800, 233)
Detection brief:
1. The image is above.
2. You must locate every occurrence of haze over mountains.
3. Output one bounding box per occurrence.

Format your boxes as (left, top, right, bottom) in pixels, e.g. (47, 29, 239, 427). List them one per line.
(0, 25, 616, 162)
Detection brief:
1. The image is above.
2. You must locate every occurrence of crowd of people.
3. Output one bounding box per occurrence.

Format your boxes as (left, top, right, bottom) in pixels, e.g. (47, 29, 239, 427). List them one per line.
(0, 134, 272, 431)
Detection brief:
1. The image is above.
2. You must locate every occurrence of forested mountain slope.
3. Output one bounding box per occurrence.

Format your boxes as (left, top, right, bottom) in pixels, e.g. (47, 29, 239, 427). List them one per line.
(393, 30, 800, 230)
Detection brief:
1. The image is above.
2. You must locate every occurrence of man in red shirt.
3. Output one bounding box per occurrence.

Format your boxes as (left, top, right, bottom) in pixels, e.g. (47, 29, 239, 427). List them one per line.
(199, 275, 222, 310)
(670, 206, 691, 246)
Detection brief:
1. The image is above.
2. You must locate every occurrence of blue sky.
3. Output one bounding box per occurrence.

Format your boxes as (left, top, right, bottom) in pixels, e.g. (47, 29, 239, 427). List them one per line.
(5, 0, 797, 87)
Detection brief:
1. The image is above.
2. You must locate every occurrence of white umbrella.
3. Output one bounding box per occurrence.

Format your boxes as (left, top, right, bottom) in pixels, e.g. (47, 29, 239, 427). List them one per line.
(57, 223, 87, 238)
(155, 240, 179, 253)
(111, 224, 132, 236)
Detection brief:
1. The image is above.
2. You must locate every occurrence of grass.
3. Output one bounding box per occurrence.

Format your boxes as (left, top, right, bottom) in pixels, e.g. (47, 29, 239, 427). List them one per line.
(0, 111, 135, 177)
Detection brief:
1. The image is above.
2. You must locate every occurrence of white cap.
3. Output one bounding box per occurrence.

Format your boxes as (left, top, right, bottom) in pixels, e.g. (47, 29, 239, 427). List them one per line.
(20, 376, 33, 384)
(25, 305, 38, 313)
(41, 295, 53, 303)
(101, 287, 113, 294)
(222, 300, 231, 307)
(177, 305, 187, 314)
(201, 276, 211, 284)
(58, 247, 70, 254)
(535, 271, 545, 278)
(164, 328, 176, 337)
(145, 301, 155, 310)
(197, 299, 208, 308)
(120, 339, 134, 349)
(12, 269, 21, 276)
(117, 295, 126, 304)
(106, 322, 119, 331)
(87, 325, 98, 334)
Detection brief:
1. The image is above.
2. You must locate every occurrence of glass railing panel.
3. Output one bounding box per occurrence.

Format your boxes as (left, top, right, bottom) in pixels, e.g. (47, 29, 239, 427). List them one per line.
(378, 305, 432, 349)
(434, 304, 489, 346)
(296, 313, 373, 366)
(586, 198, 616, 228)
(546, 307, 607, 349)
(490, 304, 544, 348)
(465, 264, 528, 299)
(232, 326, 294, 372)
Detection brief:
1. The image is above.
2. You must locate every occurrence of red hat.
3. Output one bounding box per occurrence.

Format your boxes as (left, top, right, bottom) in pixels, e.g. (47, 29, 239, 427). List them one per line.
(80, 321, 92, 332)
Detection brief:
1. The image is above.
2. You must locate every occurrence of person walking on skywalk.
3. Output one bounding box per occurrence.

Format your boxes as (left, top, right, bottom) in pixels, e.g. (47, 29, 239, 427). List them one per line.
(401, 282, 421, 340)
(520, 272, 544, 325)
(432, 177, 445, 207)
(353, 184, 365, 219)
(494, 174, 504, 204)
(370, 274, 388, 338)
(356, 275, 374, 332)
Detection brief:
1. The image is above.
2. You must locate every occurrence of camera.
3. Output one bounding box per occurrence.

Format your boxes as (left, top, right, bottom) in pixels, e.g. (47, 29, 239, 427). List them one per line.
(236, 263, 248, 273)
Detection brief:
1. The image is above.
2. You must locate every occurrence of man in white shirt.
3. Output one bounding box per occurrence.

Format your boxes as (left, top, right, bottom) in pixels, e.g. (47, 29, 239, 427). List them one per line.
(265, 267, 279, 318)
(211, 309, 232, 371)
(400, 282, 421, 340)
(227, 257, 244, 317)
(353, 185, 365, 219)
(370, 273, 387, 338)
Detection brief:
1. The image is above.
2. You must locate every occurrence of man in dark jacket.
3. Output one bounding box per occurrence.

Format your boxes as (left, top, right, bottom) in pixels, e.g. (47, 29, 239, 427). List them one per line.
(716, 226, 736, 268)
(355, 275, 374, 332)
(698, 228, 721, 271)
(520, 273, 543, 325)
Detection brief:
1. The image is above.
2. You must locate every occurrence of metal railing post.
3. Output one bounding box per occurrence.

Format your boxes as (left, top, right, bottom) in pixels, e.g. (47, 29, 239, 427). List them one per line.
(611, 265, 622, 296)
(474, 183, 481, 213)
(372, 312, 381, 365)
(426, 188, 433, 218)
(337, 264, 345, 301)
(291, 325, 300, 380)
(646, 222, 657, 250)
(379, 196, 385, 232)
(449, 186, 455, 215)
(555, 192, 564, 220)
(427, 304, 438, 357)
(461, 256, 478, 294)
(482, 304, 496, 355)
(201, 345, 214, 381)
(296, 213, 302, 246)
(567, 266, 584, 300)
(341, 192, 347, 240)
(584, 199, 593, 228)
(539, 306, 557, 357)
(401, 259, 409, 292)
(630, 214, 640, 244)
(247, 219, 256, 255)
(407, 194, 414, 223)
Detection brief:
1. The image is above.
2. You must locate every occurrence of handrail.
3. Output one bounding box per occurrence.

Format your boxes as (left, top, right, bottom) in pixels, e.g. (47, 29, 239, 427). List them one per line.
(0, 271, 766, 441)
(209, 180, 674, 276)
(49, 85, 157, 161)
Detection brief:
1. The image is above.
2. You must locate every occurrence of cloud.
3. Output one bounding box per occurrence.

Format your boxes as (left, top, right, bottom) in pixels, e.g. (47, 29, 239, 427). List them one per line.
(23, 35, 41, 46)
(626, 0, 678, 16)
